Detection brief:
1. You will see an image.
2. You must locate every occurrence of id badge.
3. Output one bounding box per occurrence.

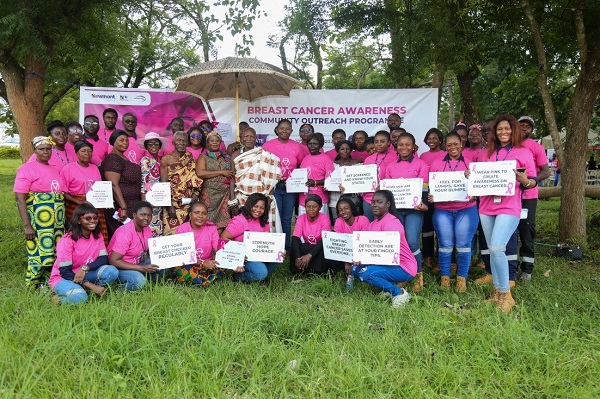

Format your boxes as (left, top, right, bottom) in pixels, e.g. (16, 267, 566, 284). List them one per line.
(493, 196, 502, 204)
(139, 250, 150, 265)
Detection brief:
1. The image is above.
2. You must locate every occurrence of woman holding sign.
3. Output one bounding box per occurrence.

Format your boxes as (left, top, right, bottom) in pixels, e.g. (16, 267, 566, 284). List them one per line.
(299, 133, 335, 215)
(352, 190, 416, 308)
(361, 131, 396, 222)
(383, 132, 430, 292)
(466, 114, 537, 313)
(334, 197, 370, 274)
(221, 193, 278, 283)
(428, 132, 478, 292)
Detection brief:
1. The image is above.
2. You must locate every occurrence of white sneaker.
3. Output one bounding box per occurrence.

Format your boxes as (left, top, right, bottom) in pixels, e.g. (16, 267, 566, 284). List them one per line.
(392, 289, 411, 308)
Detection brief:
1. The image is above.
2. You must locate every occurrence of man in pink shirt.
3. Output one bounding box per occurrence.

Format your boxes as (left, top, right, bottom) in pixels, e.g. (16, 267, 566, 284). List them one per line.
(324, 129, 346, 161)
(121, 113, 147, 164)
(82, 114, 109, 165)
(100, 108, 118, 143)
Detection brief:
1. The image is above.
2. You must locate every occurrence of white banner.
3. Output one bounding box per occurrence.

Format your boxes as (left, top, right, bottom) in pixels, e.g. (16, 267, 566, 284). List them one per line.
(467, 161, 517, 197)
(322, 231, 353, 263)
(429, 171, 469, 202)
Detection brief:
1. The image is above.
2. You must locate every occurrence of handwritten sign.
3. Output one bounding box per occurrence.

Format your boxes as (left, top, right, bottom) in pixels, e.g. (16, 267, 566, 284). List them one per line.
(145, 182, 172, 206)
(429, 171, 469, 202)
(244, 232, 286, 262)
(340, 164, 378, 194)
(85, 181, 113, 209)
(324, 165, 342, 192)
(215, 240, 246, 270)
(467, 160, 516, 196)
(148, 232, 196, 269)
(380, 178, 423, 208)
(323, 231, 353, 262)
(352, 231, 400, 266)
(286, 168, 309, 193)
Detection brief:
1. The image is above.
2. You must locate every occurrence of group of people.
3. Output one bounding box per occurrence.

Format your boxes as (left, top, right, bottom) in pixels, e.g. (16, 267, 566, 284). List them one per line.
(14, 109, 548, 312)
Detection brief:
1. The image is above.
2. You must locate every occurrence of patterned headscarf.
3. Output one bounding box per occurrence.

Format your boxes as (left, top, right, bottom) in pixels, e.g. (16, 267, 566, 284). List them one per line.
(32, 136, 53, 149)
(206, 131, 222, 142)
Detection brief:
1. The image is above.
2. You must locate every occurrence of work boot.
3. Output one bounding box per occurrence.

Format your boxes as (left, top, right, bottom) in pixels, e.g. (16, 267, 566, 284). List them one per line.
(440, 275, 450, 288)
(450, 263, 457, 276)
(455, 276, 467, 293)
(475, 273, 493, 285)
(497, 290, 516, 313)
(423, 257, 433, 270)
(509, 280, 515, 288)
(412, 272, 424, 293)
(484, 288, 500, 303)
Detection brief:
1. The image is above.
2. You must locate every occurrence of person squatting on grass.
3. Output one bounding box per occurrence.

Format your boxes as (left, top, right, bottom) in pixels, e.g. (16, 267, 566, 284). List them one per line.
(49, 203, 119, 304)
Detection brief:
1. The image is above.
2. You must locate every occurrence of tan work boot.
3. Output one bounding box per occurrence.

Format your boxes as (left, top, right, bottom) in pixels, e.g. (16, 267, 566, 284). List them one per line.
(440, 275, 451, 288)
(450, 263, 457, 276)
(509, 280, 515, 288)
(412, 272, 424, 293)
(475, 273, 493, 285)
(455, 276, 467, 293)
(476, 260, 486, 269)
(484, 288, 500, 303)
(423, 257, 433, 270)
(497, 290, 516, 313)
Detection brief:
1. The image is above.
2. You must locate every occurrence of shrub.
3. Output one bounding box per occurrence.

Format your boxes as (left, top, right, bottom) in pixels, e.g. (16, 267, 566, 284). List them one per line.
(0, 147, 21, 159)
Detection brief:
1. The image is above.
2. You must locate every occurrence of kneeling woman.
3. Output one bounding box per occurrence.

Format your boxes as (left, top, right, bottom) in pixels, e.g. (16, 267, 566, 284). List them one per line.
(352, 190, 417, 308)
(49, 203, 119, 304)
(221, 193, 277, 283)
(290, 194, 334, 274)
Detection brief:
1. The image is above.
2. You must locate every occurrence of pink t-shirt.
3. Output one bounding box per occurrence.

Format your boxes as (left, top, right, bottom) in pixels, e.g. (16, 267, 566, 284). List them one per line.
(59, 162, 102, 195)
(83, 137, 110, 165)
(429, 156, 476, 211)
(225, 214, 270, 242)
(325, 148, 338, 161)
(123, 136, 147, 165)
(521, 138, 548, 200)
(176, 221, 219, 261)
(362, 151, 397, 204)
(299, 153, 335, 206)
(108, 222, 153, 264)
(292, 212, 331, 245)
(383, 156, 429, 182)
(14, 160, 64, 194)
(98, 128, 115, 144)
(262, 138, 306, 180)
(333, 215, 370, 234)
(477, 146, 537, 217)
(187, 146, 204, 160)
(49, 232, 107, 288)
(351, 150, 369, 162)
(462, 147, 483, 161)
(419, 150, 447, 166)
(368, 212, 417, 276)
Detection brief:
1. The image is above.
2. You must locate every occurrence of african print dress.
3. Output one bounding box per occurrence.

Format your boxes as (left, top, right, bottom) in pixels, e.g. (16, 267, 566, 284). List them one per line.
(140, 155, 163, 237)
(199, 151, 232, 230)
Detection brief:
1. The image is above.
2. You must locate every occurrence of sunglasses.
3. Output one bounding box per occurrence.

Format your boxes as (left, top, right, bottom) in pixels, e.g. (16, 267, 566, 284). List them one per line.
(300, 128, 313, 133)
(146, 141, 161, 147)
(200, 125, 212, 131)
(81, 215, 99, 222)
(69, 128, 83, 133)
(123, 119, 136, 124)
(190, 133, 203, 139)
(84, 121, 99, 126)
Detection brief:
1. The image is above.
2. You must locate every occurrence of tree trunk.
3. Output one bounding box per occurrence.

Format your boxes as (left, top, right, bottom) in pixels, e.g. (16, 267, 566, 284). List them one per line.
(539, 186, 600, 199)
(431, 63, 444, 112)
(456, 67, 480, 124)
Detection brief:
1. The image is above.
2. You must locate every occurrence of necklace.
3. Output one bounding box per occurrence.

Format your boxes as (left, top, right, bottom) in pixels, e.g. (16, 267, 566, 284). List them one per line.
(53, 147, 70, 165)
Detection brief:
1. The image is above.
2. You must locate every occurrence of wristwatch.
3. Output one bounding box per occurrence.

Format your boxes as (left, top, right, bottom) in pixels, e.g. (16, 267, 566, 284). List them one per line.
(81, 265, 90, 272)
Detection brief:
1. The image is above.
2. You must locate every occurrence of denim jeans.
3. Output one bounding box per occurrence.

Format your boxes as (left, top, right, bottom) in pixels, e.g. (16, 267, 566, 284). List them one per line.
(236, 261, 278, 282)
(274, 182, 297, 251)
(396, 210, 424, 272)
(352, 265, 413, 296)
(53, 265, 119, 304)
(479, 214, 520, 291)
(433, 206, 479, 277)
(117, 266, 166, 291)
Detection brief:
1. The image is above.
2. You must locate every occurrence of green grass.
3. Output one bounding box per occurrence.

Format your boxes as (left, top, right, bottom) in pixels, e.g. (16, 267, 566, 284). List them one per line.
(1, 159, 600, 398)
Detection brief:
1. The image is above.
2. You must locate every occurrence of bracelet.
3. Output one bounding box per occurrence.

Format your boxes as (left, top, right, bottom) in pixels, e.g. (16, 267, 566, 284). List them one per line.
(524, 180, 531, 188)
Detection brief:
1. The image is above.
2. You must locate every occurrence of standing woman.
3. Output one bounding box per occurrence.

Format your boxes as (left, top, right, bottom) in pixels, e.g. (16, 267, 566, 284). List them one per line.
(30, 121, 72, 172)
(351, 130, 369, 162)
(467, 114, 537, 313)
(351, 190, 417, 308)
(361, 131, 396, 221)
(139, 132, 169, 238)
(100, 129, 142, 240)
(428, 132, 478, 292)
(463, 124, 485, 161)
(196, 131, 235, 232)
(64, 121, 84, 161)
(327, 140, 361, 222)
(221, 193, 277, 283)
(299, 123, 315, 148)
(14, 136, 66, 288)
(186, 126, 205, 160)
(383, 132, 430, 292)
(262, 119, 307, 252)
(299, 133, 335, 215)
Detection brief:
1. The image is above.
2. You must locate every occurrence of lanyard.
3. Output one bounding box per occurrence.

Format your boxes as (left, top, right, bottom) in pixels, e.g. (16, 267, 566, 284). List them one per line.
(444, 158, 464, 172)
(495, 146, 512, 161)
(53, 147, 70, 165)
(136, 229, 148, 252)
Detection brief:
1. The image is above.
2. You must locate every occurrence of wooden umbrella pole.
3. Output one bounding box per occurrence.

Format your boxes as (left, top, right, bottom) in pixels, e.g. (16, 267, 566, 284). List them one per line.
(235, 72, 240, 142)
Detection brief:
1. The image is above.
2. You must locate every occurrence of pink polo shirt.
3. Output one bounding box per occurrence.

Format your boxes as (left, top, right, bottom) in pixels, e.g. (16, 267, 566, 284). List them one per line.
(262, 138, 306, 180)
(60, 162, 102, 195)
(383, 156, 429, 182)
(351, 150, 369, 162)
(299, 153, 335, 206)
(521, 138, 548, 200)
(419, 150, 447, 166)
(362, 151, 397, 204)
(225, 214, 270, 242)
(176, 221, 219, 261)
(429, 156, 476, 211)
(368, 212, 417, 276)
(292, 212, 331, 245)
(14, 160, 64, 193)
(333, 215, 370, 234)
(108, 222, 153, 264)
(49, 232, 107, 288)
(83, 136, 110, 165)
(462, 147, 484, 161)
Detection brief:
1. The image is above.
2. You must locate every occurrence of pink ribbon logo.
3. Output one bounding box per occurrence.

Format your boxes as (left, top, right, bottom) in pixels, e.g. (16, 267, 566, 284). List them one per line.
(145, 182, 153, 192)
(189, 251, 197, 264)
(85, 180, 94, 193)
(343, 167, 347, 174)
(505, 182, 514, 195)
(245, 232, 250, 240)
(50, 180, 60, 193)
(371, 180, 377, 191)
(308, 235, 317, 245)
(152, 239, 157, 247)
(276, 251, 284, 261)
(197, 248, 204, 259)
(306, 167, 312, 178)
(323, 232, 328, 239)
(471, 164, 476, 172)
(128, 151, 137, 163)
(392, 252, 399, 264)
(356, 234, 360, 241)
(218, 239, 228, 250)
(412, 196, 419, 207)
(432, 173, 436, 180)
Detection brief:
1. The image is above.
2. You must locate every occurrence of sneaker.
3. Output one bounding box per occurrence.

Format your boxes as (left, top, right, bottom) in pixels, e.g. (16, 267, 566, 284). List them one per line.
(392, 289, 411, 308)
(519, 272, 532, 283)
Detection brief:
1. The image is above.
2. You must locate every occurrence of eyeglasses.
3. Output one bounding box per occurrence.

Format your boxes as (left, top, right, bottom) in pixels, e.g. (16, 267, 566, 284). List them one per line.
(123, 119, 136, 124)
(81, 215, 99, 221)
(84, 121, 99, 126)
(69, 128, 83, 133)
(190, 133, 203, 139)
(300, 128, 313, 133)
(146, 141, 161, 146)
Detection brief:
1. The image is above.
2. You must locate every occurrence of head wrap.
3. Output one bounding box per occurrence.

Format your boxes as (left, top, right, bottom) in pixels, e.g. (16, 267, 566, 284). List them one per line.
(75, 140, 93, 153)
(206, 131, 222, 142)
(32, 136, 52, 149)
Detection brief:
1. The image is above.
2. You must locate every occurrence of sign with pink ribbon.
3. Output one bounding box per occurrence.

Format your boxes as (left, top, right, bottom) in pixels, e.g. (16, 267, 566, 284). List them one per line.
(324, 164, 342, 192)
(244, 232, 286, 262)
(340, 164, 378, 194)
(352, 231, 400, 266)
(323, 231, 353, 262)
(145, 182, 172, 206)
(148, 232, 196, 269)
(429, 171, 469, 202)
(285, 168, 309, 193)
(215, 240, 246, 270)
(467, 160, 517, 197)
(380, 178, 423, 209)
(85, 181, 113, 209)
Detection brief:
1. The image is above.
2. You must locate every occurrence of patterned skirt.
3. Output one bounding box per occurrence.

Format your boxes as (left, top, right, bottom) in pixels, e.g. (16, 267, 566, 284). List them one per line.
(173, 265, 226, 287)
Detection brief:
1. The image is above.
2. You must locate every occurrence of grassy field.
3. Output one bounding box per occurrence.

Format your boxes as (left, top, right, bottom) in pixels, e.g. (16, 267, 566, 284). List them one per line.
(1, 158, 599, 398)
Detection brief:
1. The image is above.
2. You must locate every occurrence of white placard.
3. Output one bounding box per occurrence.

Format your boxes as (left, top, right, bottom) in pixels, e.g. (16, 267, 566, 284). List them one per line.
(244, 232, 286, 262)
(286, 168, 309, 193)
(322, 231, 353, 262)
(340, 164, 378, 194)
(85, 181, 113, 209)
(352, 231, 400, 266)
(148, 232, 196, 269)
(215, 240, 246, 270)
(429, 171, 469, 202)
(467, 160, 517, 196)
(380, 178, 423, 208)
(144, 182, 172, 206)
(324, 165, 342, 192)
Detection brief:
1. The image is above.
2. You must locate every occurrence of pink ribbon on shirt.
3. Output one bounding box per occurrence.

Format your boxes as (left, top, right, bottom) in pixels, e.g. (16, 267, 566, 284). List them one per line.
(50, 180, 60, 193)
(505, 182, 514, 195)
(128, 151, 137, 163)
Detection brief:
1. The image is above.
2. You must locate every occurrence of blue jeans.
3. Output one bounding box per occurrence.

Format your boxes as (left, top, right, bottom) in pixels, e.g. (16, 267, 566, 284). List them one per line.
(274, 182, 297, 251)
(396, 210, 424, 272)
(53, 265, 119, 304)
(352, 265, 413, 296)
(433, 206, 479, 277)
(236, 261, 278, 282)
(117, 267, 166, 291)
(479, 214, 520, 291)
(362, 201, 375, 222)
